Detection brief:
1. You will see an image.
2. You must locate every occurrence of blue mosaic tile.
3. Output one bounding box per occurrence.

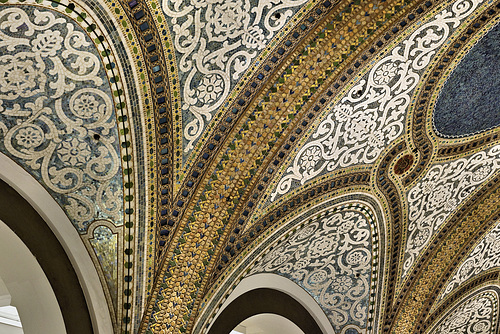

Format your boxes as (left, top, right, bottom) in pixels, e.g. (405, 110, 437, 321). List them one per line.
(0, 5, 123, 232)
(434, 22, 500, 137)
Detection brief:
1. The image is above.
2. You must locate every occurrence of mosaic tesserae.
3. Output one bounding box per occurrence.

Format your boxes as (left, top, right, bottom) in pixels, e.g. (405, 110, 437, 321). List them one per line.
(0, 0, 499, 333)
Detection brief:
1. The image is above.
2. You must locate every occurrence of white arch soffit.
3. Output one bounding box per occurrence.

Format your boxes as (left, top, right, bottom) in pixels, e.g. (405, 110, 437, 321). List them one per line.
(0, 152, 113, 333)
(236, 313, 306, 334)
(0, 219, 66, 334)
(206, 273, 335, 334)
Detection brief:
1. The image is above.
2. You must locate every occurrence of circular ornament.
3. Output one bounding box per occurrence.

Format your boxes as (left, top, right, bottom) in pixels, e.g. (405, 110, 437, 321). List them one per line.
(394, 154, 414, 175)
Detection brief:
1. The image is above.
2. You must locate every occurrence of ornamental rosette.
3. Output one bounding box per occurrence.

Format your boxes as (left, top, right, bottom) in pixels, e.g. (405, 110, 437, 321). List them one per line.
(58, 137, 92, 166)
(299, 146, 321, 171)
(0, 54, 46, 99)
(373, 62, 397, 85)
(197, 74, 224, 104)
(15, 126, 44, 149)
(73, 94, 99, 118)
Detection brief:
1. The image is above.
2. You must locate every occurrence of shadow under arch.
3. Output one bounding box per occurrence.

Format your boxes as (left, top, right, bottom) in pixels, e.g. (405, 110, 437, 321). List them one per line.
(206, 273, 334, 334)
(0, 176, 94, 334)
(0, 151, 113, 333)
(0, 152, 115, 334)
(207, 287, 323, 334)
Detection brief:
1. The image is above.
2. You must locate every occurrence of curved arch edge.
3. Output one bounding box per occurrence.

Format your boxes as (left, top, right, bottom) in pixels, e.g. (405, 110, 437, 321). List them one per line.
(206, 273, 334, 334)
(0, 151, 113, 334)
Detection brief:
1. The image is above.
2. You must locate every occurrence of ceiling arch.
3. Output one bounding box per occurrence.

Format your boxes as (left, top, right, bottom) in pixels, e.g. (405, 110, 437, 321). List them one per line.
(0, 4, 123, 232)
(0, 177, 93, 333)
(194, 193, 386, 333)
(247, 205, 379, 332)
(206, 289, 323, 334)
(0, 1, 150, 332)
(0, 151, 113, 333)
(1, 0, 500, 333)
(426, 286, 500, 334)
(198, 273, 335, 334)
(137, 0, 500, 332)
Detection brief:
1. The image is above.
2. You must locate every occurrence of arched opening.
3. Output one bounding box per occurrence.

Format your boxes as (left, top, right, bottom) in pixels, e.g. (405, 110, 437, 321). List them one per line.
(0, 152, 112, 333)
(0, 219, 66, 333)
(0, 179, 93, 333)
(208, 288, 323, 334)
(231, 313, 305, 334)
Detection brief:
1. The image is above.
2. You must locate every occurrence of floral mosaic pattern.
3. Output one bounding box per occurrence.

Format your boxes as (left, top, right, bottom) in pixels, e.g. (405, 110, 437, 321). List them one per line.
(441, 222, 500, 300)
(429, 290, 498, 334)
(248, 208, 376, 331)
(271, 0, 486, 201)
(162, 0, 309, 152)
(403, 145, 500, 277)
(0, 6, 122, 232)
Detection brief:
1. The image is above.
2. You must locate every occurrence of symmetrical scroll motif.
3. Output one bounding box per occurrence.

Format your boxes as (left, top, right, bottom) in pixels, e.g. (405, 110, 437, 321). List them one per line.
(271, 0, 486, 201)
(248, 208, 375, 331)
(162, 0, 309, 151)
(441, 222, 500, 300)
(0, 6, 122, 232)
(429, 290, 498, 334)
(403, 145, 500, 277)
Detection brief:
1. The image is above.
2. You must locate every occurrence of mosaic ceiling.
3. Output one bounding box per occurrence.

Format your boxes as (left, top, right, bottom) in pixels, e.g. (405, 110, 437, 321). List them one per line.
(0, 0, 500, 333)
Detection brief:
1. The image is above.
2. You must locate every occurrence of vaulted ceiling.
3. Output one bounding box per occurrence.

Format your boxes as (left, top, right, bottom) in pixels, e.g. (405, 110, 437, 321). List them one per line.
(0, 0, 499, 333)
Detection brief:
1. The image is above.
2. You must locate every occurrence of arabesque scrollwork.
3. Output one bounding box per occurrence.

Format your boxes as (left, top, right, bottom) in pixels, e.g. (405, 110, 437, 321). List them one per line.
(0, 6, 122, 231)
